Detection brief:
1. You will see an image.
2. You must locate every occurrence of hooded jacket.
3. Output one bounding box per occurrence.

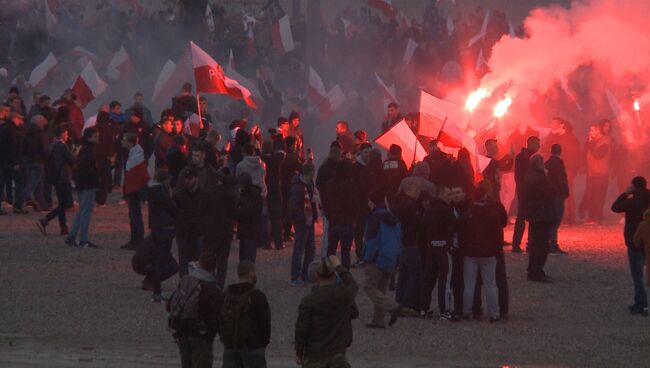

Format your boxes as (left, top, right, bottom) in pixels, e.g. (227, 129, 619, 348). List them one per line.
(460, 199, 508, 258)
(289, 175, 317, 226)
(74, 141, 99, 191)
(423, 197, 456, 252)
(172, 187, 209, 237)
(321, 164, 358, 225)
(220, 282, 271, 349)
(523, 166, 556, 223)
(147, 183, 178, 229)
(236, 155, 268, 198)
(612, 188, 650, 246)
(362, 205, 401, 272)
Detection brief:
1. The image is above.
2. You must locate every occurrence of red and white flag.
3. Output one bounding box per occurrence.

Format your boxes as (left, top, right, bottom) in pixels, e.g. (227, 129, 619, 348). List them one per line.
(28, 52, 58, 88)
(327, 85, 346, 113)
(45, 0, 57, 31)
(152, 59, 176, 107)
(71, 62, 108, 108)
(228, 49, 236, 70)
(419, 90, 467, 138)
(308, 66, 331, 117)
(368, 0, 397, 17)
(205, 3, 215, 32)
(403, 39, 418, 63)
(271, 15, 295, 54)
(226, 65, 265, 105)
(341, 18, 353, 38)
(375, 73, 397, 103)
(106, 46, 135, 80)
(375, 119, 426, 169)
(190, 42, 256, 108)
(468, 10, 490, 47)
(69, 46, 98, 69)
(124, 144, 149, 195)
(247, 26, 257, 57)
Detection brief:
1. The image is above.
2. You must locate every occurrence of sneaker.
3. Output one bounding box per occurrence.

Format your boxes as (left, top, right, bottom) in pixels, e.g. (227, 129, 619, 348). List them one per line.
(60, 227, 69, 236)
(13, 208, 28, 214)
(439, 312, 459, 321)
(549, 247, 569, 255)
(528, 275, 553, 283)
(64, 238, 77, 247)
(151, 294, 166, 303)
(629, 304, 649, 316)
(79, 241, 98, 248)
(420, 310, 434, 319)
(290, 279, 305, 287)
(489, 316, 502, 323)
(36, 219, 48, 236)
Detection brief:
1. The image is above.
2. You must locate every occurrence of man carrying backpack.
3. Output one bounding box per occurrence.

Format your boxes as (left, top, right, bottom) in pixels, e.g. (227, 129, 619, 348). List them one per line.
(167, 252, 224, 368)
(220, 261, 271, 368)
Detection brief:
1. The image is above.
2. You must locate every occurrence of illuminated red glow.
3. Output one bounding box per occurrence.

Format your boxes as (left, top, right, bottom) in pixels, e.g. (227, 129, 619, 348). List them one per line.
(493, 96, 513, 118)
(465, 88, 489, 111)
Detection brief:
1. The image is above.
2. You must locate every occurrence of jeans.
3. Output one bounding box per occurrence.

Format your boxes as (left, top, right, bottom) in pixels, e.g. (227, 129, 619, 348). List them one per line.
(327, 223, 354, 269)
(320, 216, 329, 258)
(512, 194, 527, 248)
(204, 236, 232, 289)
(463, 256, 498, 318)
(395, 246, 422, 311)
(421, 248, 452, 313)
(528, 221, 552, 279)
(268, 193, 283, 249)
(22, 162, 44, 208)
(177, 235, 202, 277)
(96, 159, 112, 205)
(223, 348, 267, 368)
(291, 223, 315, 282)
(549, 198, 565, 250)
(627, 246, 648, 308)
(259, 201, 270, 248)
(67, 189, 96, 243)
(579, 175, 608, 222)
(178, 335, 213, 368)
(151, 228, 176, 295)
(353, 212, 369, 261)
(365, 263, 399, 325)
(44, 182, 73, 228)
(0, 166, 25, 209)
(239, 238, 258, 263)
(127, 190, 145, 244)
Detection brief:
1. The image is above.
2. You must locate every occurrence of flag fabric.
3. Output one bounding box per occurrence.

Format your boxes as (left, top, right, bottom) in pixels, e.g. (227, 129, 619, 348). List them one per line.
(341, 18, 353, 38)
(447, 14, 454, 36)
(403, 39, 418, 64)
(225, 65, 265, 104)
(69, 46, 98, 69)
(124, 144, 149, 195)
(375, 73, 397, 103)
(246, 26, 257, 57)
(558, 74, 582, 111)
(605, 89, 621, 118)
(28, 52, 58, 88)
(205, 4, 215, 32)
(271, 15, 295, 54)
(375, 119, 426, 169)
(418, 90, 466, 137)
(368, 0, 397, 17)
(190, 42, 256, 108)
(105, 46, 134, 80)
(308, 66, 331, 117)
(508, 20, 516, 38)
(398, 12, 411, 31)
(45, 0, 57, 31)
(467, 10, 490, 47)
(384, 84, 395, 113)
(475, 48, 487, 73)
(71, 62, 108, 108)
(228, 49, 236, 70)
(152, 59, 176, 107)
(327, 85, 346, 112)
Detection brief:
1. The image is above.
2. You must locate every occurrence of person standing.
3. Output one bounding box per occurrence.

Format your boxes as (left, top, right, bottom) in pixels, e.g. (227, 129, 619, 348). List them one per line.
(289, 164, 318, 286)
(512, 136, 540, 253)
(0, 112, 27, 214)
(381, 102, 403, 133)
(281, 136, 302, 242)
(220, 261, 271, 368)
(37, 125, 77, 236)
(146, 169, 179, 302)
(362, 191, 403, 329)
(21, 115, 49, 211)
(633, 209, 650, 316)
(545, 144, 569, 255)
(235, 173, 264, 263)
(580, 123, 611, 224)
(460, 181, 508, 322)
(295, 256, 358, 368)
(262, 139, 286, 250)
(121, 133, 149, 250)
(94, 111, 119, 206)
(351, 143, 373, 268)
(525, 155, 556, 283)
(481, 138, 513, 203)
(65, 128, 99, 248)
(315, 142, 342, 257)
(612, 176, 650, 315)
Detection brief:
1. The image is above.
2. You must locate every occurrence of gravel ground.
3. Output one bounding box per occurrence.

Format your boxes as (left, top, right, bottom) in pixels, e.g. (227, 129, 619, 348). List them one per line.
(0, 193, 648, 367)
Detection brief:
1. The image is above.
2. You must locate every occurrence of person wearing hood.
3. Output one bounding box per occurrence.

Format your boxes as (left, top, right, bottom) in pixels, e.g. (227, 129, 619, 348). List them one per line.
(322, 160, 358, 269)
(262, 139, 286, 250)
(398, 161, 436, 200)
(545, 144, 570, 255)
(168, 252, 224, 368)
(235, 173, 264, 263)
(363, 191, 403, 329)
(288, 110, 304, 156)
(613, 176, 650, 315)
(125, 92, 154, 128)
(316, 142, 342, 257)
(220, 261, 271, 367)
(524, 154, 556, 283)
(65, 127, 99, 248)
(382, 144, 408, 199)
(424, 140, 454, 187)
(289, 163, 318, 286)
(512, 136, 540, 253)
(236, 144, 268, 199)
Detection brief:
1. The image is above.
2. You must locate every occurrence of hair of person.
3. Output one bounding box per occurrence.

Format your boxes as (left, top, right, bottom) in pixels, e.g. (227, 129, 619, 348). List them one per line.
(154, 168, 170, 183)
(330, 140, 342, 149)
(632, 176, 647, 190)
(388, 102, 399, 109)
(82, 127, 97, 141)
(160, 109, 174, 120)
(474, 179, 492, 200)
(199, 96, 207, 102)
(354, 130, 367, 141)
(191, 144, 206, 153)
(277, 116, 289, 126)
(134, 91, 144, 98)
(109, 100, 121, 109)
(123, 132, 138, 145)
(182, 82, 192, 93)
(551, 143, 562, 155)
(289, 110, 300, 121)
(207, 129, 220, 140)
(316, 258, 336, 278)
(54, 124, 68, 137)
(242, 144, 255, 156)
(38, 95, 51, 104)
(526, 136, 540, 145)
(359, 142, 372, 151)
(336, 120, 349, 129)
(237, 260, 256, 278)
(302, 162, 315, 176)
(484, 138, 497, 147)
(9, 86, 19, 95)
(199, 252, 217, 272)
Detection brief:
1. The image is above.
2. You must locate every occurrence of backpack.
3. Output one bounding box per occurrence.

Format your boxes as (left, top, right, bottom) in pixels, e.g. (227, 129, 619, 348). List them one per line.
(219, 288, 256, 349)
(167, 276, 206, 336)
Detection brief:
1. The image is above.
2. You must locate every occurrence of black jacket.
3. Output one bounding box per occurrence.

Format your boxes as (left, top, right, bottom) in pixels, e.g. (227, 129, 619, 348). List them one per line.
(74, 142, 99, 191)
(281, 149, 301, 192)
(612, 188, 650, 246)
(321, 176, 358, 225)
(202, 179, 238, 241)
(236, 185, 264, 241)
(221, 282, 271, 349)
(351, 160, 372, 215)
(423, 198, 456, 252)
(482, 154, 513, 196)
(172, 188, 209, 237)
(295, 266, 358, 360)
(315, 158, 338, 193)
(262, 150, 285, 196)
(391, 193, 424, 248)
(382, 158, 408, 196)
(148, 184, 178, 229)
(154, 131, 174, 168)
(545, 156, 569, 199)
(45, 140, 75, 184)
(22, 123, 48, 163)
(122, 121, 153, 159)
(425, 150, 454, 186)
(514, 148, 535, 197)
(0, 121, 27, 167)
(523, 167, 556, 223)
(460, 199, 508, 257)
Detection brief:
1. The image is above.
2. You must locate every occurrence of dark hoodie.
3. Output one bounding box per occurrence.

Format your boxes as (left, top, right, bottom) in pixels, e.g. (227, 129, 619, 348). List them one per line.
(220, 282, 271, 350)
(423, 197, 456, 252)
(612, 188, 650, 246)
(460, 199, 508, 258)
(74, 141, 98, 191)
(321, 161, 358, 225)
(363, 205, 401, 273)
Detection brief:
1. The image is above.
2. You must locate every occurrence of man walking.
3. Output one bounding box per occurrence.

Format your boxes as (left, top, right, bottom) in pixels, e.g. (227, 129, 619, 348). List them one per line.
(545, 144, 569, 254)
(289, 164, 318, 286)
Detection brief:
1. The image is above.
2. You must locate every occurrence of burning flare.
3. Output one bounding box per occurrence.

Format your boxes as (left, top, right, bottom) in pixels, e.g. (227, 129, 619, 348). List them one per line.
(634, 100, 641, 111)
(493, 96, 512, 118)
(465, 88, 489, 111)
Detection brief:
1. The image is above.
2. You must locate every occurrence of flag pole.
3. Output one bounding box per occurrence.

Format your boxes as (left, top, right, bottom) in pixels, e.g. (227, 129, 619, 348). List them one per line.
(196, 92, 203, 129)
(412, 115, 420, 165)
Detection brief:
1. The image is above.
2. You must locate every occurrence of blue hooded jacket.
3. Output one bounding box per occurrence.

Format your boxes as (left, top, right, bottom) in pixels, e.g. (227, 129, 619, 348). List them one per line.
(363, 206, 401, 273)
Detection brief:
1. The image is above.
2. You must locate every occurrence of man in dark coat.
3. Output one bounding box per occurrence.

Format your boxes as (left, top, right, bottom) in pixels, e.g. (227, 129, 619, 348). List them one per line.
(545, 144, 569, 254)
(352, 143, 373, 267)
(524, 155, 556, 283)
(262, 139, 286, 250)
(481, 138, 513, 203)
(315, 142, 342, 256)
(512, 136, 540, 253)
(612, 176, 650, 315)
(21, 114, 49, 211)
(280, 136, 302, 241)
(0, 112, 27, 214)
(94, 111, 119, 206)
